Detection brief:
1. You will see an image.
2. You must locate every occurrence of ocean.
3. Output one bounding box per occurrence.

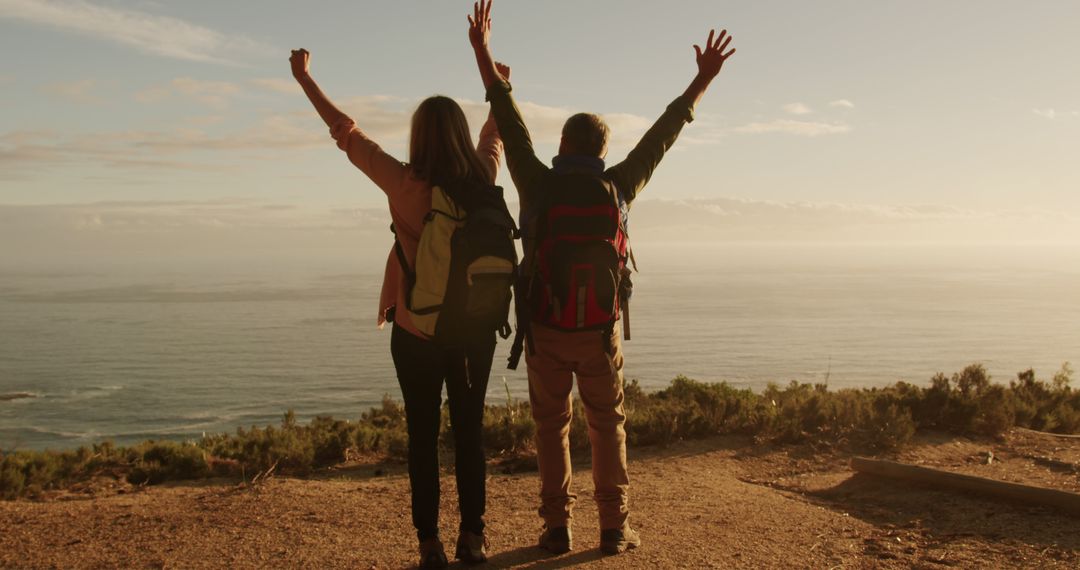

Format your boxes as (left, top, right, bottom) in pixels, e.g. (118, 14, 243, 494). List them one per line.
(2, 244, 1078, 451)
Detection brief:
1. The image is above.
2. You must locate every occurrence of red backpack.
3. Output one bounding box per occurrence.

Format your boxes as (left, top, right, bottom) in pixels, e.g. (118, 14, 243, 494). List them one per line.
(507, 172, 632, 369)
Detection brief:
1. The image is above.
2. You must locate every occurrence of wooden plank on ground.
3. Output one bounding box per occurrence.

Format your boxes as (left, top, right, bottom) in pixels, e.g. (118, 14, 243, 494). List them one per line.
(851, 456, 1080, 517)
(1016, 427, 1080, 440)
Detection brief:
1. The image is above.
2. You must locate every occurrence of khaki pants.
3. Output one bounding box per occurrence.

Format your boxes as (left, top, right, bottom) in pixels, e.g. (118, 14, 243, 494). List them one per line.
(526, 323, 629, 531)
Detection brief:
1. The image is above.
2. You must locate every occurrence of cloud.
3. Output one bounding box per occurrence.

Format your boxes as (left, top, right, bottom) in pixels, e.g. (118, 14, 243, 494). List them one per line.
(601, 112, 654, 146)
(334, 96, 652, 153)
(133, 85, 171, 104)
(0, 114, 327, 179)
(334, 95, 414, 143)
(171, 78, 241, 107)
(829, 99, 855, 109)
(39, 78, 98, 103)
(1, 96, 421, 179)
(0, 200, 386, 233)
(0, 0, 270, 65)
(782, 102, 812, 115)
(626, 197, 1080, 244)
(1, 94, 657, 181)
(135, 78, 242, 108)
(249, 78, 301, 95)
(0, 138, 227, 178)
(733, 120, 851, 137)
(1032, 108, 1079, 120)
(455, 99, 651, 152)
(0, 200, 395, 266)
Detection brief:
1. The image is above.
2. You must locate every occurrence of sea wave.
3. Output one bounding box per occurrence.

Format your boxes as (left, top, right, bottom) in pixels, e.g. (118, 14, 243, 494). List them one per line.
(53, 385, 125, 403)
(112, 423, 220, 439)
(20, 425, 103, 440)
(0, 392, 38, 402)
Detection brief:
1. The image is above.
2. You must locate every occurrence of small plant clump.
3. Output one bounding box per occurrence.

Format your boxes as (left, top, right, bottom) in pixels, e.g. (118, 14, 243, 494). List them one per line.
(1, 363, 1075, 500)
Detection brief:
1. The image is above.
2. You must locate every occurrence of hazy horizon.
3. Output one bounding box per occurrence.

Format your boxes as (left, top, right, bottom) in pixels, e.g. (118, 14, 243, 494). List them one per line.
(3, 196, 1079, 271)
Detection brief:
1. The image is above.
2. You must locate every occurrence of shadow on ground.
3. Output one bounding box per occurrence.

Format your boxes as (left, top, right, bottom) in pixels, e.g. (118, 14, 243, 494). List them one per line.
(472, 545, 607, 569)
(806, 472, 1080, 556)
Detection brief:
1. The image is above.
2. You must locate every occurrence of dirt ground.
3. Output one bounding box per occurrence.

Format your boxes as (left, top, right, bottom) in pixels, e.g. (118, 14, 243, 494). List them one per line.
(2, 429, 1079, 569)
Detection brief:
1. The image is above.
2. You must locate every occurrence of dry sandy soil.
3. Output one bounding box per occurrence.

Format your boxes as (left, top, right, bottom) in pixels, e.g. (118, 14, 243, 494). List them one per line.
(2, 429, 1078, 569)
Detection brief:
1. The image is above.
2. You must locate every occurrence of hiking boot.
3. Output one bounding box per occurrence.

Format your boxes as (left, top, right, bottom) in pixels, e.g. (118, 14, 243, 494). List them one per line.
(455, 530, 488, 564)
(418, 538, 448, 569)
(600, 525, 641, 555)
(538, 525, 572, 554)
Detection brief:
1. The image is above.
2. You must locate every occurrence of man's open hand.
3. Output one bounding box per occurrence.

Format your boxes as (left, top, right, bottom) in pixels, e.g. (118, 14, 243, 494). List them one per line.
(694, 29, 735, 79)
(468, 0, 493, 50)
(290, 49, 310, 80)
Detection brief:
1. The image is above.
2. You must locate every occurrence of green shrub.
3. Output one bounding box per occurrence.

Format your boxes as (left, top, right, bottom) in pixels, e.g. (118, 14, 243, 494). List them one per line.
(383, 428, 410, 458)
(625, 377, 763, 446)
(2, 362, 1076, 499)
(0, 457, 27, 499)
(972, 385, 1015, 437)
(864, 399, 916, 450)
(483, 387, 535, 455)
(204, 413, 317, 476)
(127, 441, 210, 485)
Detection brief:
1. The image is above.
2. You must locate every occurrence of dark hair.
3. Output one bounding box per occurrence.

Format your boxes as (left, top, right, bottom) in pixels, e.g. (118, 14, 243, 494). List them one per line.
(409, 96, 493, 187)
(561, 113, 610, 157)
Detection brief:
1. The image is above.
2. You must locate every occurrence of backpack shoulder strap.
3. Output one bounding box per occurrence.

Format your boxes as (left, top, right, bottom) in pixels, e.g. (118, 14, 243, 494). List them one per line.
(602, 175, 637, 271)
(389, 223, 414, 279)
(389, 222, 417, 314)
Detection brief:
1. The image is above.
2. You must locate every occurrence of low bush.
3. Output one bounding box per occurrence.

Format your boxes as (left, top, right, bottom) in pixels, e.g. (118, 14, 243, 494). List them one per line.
(127, 441, 210, 485)
(1, 362, 1074, 499)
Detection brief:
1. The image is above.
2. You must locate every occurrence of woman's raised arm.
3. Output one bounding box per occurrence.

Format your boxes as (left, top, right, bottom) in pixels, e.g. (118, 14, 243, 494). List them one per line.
(290, 48, 408, 195)
(290, 49, 350, 128)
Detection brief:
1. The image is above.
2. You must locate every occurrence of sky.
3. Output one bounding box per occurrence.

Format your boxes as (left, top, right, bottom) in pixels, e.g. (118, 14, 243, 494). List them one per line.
(2, 0, 1080, 263)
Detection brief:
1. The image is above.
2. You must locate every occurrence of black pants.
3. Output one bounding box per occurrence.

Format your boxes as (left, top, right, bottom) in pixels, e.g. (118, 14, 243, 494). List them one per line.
(390, 324, 495, 541)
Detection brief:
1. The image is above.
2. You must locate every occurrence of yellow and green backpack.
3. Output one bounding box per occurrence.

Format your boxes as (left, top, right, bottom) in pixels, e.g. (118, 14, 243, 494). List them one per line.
(392, 180, 518, 346)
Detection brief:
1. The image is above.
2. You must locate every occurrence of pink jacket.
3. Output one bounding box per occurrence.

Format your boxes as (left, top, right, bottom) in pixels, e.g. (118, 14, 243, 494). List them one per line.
(330, 112, 503, 339)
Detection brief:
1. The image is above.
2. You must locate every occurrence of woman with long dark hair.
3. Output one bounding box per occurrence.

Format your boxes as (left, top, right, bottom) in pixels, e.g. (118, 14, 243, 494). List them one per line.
(290, 48, 506, 568)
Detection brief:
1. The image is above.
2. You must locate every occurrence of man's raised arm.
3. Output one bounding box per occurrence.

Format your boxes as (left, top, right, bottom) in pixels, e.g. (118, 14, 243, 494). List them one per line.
(468, 0, 548, 201)
(608, 29, 736, 203)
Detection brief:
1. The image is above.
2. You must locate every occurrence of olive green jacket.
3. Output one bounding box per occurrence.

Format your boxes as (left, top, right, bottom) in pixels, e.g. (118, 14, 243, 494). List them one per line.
(483, 80, 696, 218)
